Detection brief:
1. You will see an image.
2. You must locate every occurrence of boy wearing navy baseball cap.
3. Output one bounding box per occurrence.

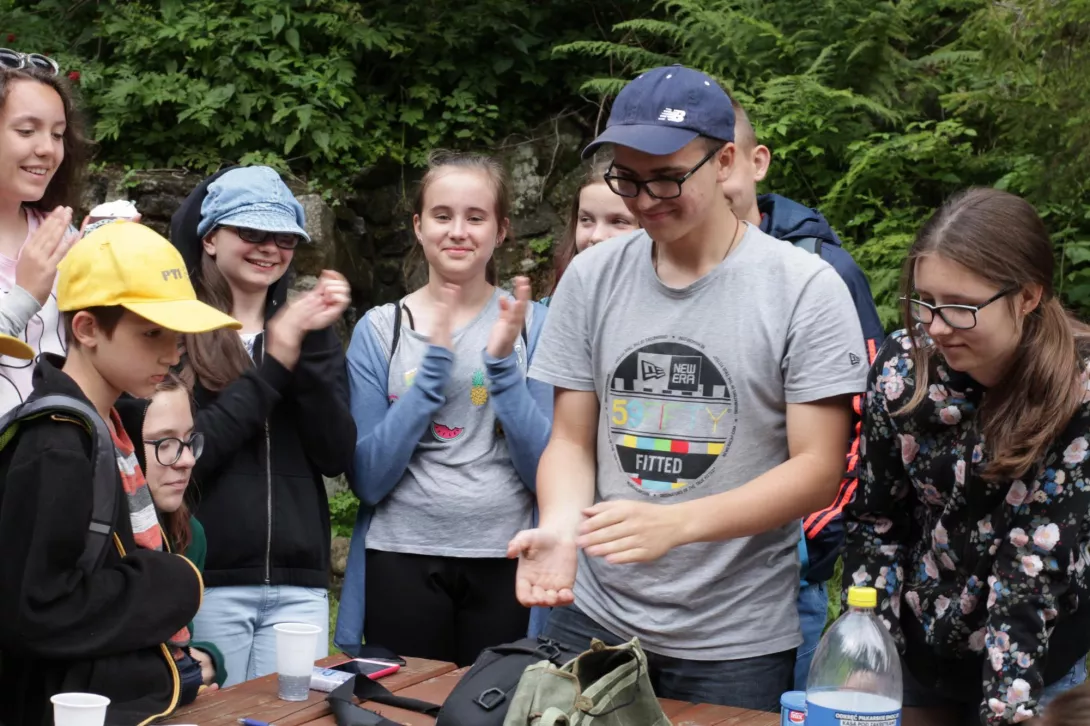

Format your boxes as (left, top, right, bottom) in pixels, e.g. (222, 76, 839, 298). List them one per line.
(508, 65, 868, 710)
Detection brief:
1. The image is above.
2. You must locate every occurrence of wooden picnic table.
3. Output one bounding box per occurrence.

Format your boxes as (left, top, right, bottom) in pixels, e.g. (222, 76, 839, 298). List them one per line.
(165, 654, 780, 725)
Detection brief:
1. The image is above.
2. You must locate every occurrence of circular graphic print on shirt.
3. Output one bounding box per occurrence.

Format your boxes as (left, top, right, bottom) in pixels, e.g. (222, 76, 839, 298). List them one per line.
(607, 337, 738, 497)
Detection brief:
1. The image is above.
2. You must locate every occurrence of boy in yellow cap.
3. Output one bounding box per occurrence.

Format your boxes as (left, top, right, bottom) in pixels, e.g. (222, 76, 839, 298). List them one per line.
(0, 221, 241, 726)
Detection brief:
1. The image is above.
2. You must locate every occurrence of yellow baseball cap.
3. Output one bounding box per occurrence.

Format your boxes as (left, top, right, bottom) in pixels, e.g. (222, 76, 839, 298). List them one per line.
(57, 221, 242, 333)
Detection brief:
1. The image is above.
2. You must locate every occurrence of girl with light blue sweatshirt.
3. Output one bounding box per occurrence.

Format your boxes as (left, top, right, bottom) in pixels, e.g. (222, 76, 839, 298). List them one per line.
(335, 151, 552, 666)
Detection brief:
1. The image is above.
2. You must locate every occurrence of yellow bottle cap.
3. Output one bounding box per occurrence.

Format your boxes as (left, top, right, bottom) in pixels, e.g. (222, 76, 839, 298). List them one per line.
(847, 586, 878, 609)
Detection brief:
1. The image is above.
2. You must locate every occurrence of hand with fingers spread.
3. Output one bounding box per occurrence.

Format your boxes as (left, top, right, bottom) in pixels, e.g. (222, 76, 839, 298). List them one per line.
(507, 528, 578, 607)
(16, 205, 74, 305)
(487, 275, 531, 359)
(576, 500, 689, 565)
(431, 283, 460, 352)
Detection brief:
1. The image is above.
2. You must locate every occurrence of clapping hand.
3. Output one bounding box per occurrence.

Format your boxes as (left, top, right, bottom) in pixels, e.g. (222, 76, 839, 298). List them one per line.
(16, 206, 74, 305)
(486, 276, 530, 359)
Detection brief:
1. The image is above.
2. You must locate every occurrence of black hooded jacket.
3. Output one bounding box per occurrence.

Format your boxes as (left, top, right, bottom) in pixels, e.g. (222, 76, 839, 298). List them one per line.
(0, 357, 202, 726)
(167, 171, 355, 589)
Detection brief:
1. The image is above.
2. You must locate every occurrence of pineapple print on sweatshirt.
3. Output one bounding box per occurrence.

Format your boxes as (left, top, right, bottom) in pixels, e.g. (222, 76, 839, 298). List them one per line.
(470, 368, 488, 407)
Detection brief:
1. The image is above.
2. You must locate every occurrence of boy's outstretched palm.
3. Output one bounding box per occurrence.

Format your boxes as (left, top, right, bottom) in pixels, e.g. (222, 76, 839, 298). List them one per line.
(507, 528, 578, 607)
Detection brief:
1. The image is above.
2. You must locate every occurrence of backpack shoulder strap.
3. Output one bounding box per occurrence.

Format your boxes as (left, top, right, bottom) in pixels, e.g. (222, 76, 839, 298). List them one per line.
(792, 236, 824, 256)
(389, 302, 402, 363)
(0, 396, 117, 572)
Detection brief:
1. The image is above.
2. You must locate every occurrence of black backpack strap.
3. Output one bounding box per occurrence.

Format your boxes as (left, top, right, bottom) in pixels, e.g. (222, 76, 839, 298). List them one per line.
(792, 235, 824, 256)
(390, 302, 402, 362)
(327, 671, 440, 726)
(0, 396, 116, 572)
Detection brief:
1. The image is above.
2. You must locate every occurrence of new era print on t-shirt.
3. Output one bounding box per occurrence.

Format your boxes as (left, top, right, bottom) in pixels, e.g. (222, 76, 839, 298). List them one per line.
(530, 224, 867, 660)
(610, 338, 738, 494)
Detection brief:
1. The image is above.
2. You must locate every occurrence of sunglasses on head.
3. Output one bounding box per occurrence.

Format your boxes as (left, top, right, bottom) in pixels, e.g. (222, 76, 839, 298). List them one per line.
(224, 226, 302, 250)
(0, 49, 60, 75)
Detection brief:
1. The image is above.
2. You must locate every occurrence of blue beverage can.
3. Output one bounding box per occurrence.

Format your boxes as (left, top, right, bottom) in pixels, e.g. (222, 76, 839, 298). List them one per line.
(781, 690, 806, 725)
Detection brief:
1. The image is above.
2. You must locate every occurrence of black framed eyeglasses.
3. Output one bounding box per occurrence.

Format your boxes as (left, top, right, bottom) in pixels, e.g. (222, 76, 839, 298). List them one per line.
(603, 143, 724, 200)
(226, 226, 302, 250)
(145, 432, 205, 467)
(0, 49, 59, 75)
(902, 288, 1016, 331)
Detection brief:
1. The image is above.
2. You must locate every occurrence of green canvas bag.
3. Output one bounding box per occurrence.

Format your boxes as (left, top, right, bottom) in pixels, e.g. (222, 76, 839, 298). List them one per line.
(502, 637, 671, 726)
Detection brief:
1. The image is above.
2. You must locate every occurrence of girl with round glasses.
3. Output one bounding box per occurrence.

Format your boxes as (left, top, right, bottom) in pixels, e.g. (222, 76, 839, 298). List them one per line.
(844, 187, 1090, 725)
(119, 372, 227, 700)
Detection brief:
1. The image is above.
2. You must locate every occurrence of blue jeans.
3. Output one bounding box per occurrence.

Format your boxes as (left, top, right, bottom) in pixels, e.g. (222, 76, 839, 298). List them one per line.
(192, 585, 329, 687)
(542, 604, 794, 711)
(794, 581, 828, 690)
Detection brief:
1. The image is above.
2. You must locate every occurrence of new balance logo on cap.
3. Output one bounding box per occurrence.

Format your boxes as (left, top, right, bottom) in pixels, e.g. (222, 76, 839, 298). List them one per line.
(658, 108, 686, 123)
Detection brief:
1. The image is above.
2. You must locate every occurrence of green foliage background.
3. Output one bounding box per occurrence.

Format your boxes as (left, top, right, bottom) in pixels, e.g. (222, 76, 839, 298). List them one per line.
(6, 0, 1090, 326)
(6, 1, 1090, 610)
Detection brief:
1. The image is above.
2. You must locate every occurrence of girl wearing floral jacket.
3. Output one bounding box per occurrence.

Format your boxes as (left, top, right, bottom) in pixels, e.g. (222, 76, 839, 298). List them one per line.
(844, 188, 1090, 726)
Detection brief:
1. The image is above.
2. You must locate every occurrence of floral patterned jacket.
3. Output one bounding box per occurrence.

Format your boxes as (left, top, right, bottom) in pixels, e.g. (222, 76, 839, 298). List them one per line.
(844, 330, 1090, 725)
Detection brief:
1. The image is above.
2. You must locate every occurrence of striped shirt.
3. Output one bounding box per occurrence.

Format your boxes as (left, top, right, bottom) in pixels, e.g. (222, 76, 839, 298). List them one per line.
(109, 409, 191, 654)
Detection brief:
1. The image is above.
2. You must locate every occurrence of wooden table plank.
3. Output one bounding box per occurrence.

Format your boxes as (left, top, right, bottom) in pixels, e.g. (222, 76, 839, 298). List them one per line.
(162, 655, 457, 725)
(166, 653, 780, 726)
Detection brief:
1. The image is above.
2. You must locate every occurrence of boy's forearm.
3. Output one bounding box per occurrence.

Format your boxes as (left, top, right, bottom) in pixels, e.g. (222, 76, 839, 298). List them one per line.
(536, 436, 597, 538)
(679, 451, 844, 545)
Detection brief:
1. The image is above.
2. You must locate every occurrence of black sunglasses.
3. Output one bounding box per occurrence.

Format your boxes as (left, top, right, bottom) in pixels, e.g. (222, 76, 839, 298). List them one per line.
(145, 432, 205, 467)
(0, 49, 59, 75)
(603, 144, 724, 200)
(224, 226, 303, 250)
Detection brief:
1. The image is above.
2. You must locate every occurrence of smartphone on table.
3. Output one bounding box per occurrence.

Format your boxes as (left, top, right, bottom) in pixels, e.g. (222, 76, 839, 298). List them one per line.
(310, 658, 402, 692)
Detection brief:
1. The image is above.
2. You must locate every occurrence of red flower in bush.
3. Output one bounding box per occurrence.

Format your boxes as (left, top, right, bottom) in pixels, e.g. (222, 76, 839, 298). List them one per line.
(5, 34, 15, 43)
(67, 70, 80, 83)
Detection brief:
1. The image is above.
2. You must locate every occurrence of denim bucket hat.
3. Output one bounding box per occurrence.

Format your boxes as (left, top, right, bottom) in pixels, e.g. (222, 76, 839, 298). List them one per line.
(196, 166, 311, 243)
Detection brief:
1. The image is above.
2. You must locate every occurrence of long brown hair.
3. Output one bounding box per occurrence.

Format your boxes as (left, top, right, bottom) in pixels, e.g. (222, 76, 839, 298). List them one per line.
(0, 65, 88, 211)
(184, 250, 255, 391)
(150, 371, 196, 555)
(402, 149, 512, 289)
(899, 187, 1090, 480)
(550, 155, 615, 296)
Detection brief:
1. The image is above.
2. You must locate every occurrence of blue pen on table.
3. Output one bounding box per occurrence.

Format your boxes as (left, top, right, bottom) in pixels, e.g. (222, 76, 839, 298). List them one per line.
(238, 719, 274, 726)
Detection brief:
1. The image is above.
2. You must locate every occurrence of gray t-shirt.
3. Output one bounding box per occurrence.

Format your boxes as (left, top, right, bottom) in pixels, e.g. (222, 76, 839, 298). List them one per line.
(365, 290, 536, 557)
(529, 224, 868, 660)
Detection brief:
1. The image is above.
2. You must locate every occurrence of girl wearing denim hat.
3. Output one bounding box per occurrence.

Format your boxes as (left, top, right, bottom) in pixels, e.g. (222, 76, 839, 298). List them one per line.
(334, 150, 552, 667)
(168, 165, 356, 685)
(0, 52, 86, 414)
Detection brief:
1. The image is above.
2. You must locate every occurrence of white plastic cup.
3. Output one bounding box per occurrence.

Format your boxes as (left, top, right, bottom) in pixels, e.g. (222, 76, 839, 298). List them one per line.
(274, 622, 321, 701)
(51, 693, 110, 726)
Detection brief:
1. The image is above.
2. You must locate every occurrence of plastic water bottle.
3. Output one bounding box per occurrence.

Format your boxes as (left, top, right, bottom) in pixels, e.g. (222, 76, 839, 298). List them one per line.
(805, 586, 902, 726)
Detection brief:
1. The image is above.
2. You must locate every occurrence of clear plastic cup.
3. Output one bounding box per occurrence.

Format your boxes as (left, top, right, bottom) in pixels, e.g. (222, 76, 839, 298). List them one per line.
(274, 622, 321, 701)
(50, 693, 110, 726)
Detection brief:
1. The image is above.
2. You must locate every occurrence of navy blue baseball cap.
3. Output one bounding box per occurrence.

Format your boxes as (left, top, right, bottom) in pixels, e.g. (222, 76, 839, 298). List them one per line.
(582, 65, 735, 159)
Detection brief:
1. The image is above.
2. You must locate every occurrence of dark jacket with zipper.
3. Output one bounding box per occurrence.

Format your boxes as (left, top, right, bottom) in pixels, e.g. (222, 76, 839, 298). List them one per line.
(758, 193, 886, 585)
(0, 356, 202, 726)
(168, 172, 356, 589)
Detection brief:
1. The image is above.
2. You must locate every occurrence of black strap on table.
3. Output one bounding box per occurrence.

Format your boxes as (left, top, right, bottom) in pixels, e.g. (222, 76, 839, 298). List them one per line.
(327, 671, 441, 726)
